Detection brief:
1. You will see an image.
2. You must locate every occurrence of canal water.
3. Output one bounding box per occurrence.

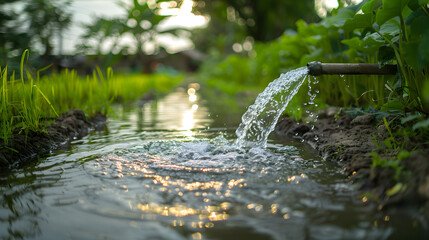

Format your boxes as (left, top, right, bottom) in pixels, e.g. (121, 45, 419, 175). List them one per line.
(0, 87, 426, 239)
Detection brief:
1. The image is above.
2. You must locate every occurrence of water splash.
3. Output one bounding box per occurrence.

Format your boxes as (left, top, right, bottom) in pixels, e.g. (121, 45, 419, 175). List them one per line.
(235, 67, 309, 148)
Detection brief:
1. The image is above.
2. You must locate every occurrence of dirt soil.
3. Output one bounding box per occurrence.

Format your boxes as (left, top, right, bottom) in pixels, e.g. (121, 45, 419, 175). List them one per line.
(275, 108, 429, 215)
(0, 109, 106, 170)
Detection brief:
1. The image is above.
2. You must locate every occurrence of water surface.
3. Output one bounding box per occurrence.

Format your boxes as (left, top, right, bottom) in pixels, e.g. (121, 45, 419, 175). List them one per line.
(0, 88, 426, 239)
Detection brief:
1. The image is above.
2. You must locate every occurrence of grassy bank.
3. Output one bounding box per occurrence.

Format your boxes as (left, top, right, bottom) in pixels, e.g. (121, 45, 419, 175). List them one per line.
(0, 51, 183, 146)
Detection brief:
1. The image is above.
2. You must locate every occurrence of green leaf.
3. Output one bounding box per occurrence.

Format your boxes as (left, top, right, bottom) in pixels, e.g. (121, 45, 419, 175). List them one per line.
(397, 150, 410, 160)
(408, 0, 420, 10)
(378, 45, 396, 65)
(401, 114, 422, 124)
(376, 0, 411, 26)
(419, 29, 429, 64)
(322, 8, 355, 27)
(362, 0, 383, 13)
(379, 17, 401, 36)
(403, 16, 429, 70)
(342, 36, 383, 53)
(403, 41, 421, 69)
(384, 138, 394, 148)
(412, 118, 429, 130)
(408, 0, 429, 9)
(343, 13, 374, 32)
(386, 183, 405, 196)
(381, 99, 404, 111)
(409, 14, 429, 36)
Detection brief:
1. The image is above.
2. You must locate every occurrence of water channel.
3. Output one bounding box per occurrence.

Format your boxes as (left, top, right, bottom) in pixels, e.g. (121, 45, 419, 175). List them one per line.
(0, 86, 426, 239)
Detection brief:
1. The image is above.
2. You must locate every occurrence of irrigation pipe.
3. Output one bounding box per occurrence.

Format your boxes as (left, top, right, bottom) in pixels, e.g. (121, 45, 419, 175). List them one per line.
(307, 61, 397, 76)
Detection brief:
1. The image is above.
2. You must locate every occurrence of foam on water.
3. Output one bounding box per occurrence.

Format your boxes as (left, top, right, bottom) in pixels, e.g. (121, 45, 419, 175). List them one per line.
(92, 135, 298, 179)
(235, 67, 309, 148)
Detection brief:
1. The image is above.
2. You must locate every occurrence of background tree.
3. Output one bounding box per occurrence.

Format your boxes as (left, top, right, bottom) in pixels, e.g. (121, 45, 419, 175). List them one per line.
(0, 0, 31, 66)
(190, 0, 319, 54)
(79, 0, 186, 56)
(24, 0, 72, 59)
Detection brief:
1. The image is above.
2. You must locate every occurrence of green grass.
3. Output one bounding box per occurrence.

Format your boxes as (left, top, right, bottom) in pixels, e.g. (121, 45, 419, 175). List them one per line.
(0, 51, 183, 146)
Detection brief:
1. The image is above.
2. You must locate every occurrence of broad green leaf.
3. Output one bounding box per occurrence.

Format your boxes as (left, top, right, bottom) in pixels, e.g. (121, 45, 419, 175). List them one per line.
(408, 0, 429, 9)
(322, 8, 355, 27)
(404, 16, 429, 70)
(381, 99, 404, 111)
(362, 32, 385, 45)
(376, 0, 410, 26)
(343, 13, 374, 32)
(419, 29, 429, 64)
(342, 37, 382, 53)
(406, 8, 428, 26)
(379, 17, 401, 36)
(408, 0, 420, 10)
(362, 0, 382, 14)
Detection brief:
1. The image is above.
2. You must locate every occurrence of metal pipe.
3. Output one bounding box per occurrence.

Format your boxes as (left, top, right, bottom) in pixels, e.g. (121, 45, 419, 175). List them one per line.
(307, 61, 397, 76)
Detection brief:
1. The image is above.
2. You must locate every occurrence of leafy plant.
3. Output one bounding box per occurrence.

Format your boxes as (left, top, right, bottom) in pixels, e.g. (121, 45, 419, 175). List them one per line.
(199, 0, 429, 122)
(341, 0, 429, 113)
(370, 150, 410, 182)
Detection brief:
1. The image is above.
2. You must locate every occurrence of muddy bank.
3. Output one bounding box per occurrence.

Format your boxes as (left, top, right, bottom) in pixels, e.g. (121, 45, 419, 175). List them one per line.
(275, 108, 429, 214)
(0, 109, 106, 170)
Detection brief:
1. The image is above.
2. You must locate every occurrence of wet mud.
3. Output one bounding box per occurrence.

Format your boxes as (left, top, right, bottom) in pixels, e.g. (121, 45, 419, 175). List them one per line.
(0, 109, 106, 170)
(275, 108, 429, 215)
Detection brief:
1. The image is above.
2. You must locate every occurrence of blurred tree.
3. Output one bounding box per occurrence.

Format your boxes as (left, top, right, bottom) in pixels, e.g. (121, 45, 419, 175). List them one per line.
(190, 0, 319, 54)
(0, 0, 30, 66)
(24, 0, 72, 58)
(194, 0, 318, 42)
(79, 0, 185, 56)
(78, 17, 124, 55)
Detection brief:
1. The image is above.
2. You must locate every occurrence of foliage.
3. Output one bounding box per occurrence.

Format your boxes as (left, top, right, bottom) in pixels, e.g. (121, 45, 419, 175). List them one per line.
(1, 0, 72, 71)
(369, 112, 429, 195)
(0, 0, 31, 66)
(0, 51, 184, 146)
(24, 0, 72, 58)
(78, 0, 185, 56)
(191, 0, 319, 57)
(198, 0, 429, 118)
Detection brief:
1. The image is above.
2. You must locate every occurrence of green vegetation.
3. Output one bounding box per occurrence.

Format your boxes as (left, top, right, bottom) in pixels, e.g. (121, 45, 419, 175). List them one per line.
(199, 0, 429, 118)
(197, 0, 429, 199)
(0, 51, 183, 146)
(191, 0, 318, 55)
(0, 0, 72, 68)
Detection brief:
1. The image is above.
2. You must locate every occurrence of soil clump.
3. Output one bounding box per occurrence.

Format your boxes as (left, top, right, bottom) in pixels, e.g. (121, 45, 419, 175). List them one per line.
(275, 108, 429, 215)
(0, 109, 106, 170)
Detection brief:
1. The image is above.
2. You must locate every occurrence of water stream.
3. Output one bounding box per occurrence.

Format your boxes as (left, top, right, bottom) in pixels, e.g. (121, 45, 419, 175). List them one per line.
(235, 67, 308, 148)
(0, 80, 426, 239)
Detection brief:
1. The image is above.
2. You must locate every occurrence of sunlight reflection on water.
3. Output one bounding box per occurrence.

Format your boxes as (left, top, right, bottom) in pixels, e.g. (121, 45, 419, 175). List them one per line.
(0, 88, 426, 240)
